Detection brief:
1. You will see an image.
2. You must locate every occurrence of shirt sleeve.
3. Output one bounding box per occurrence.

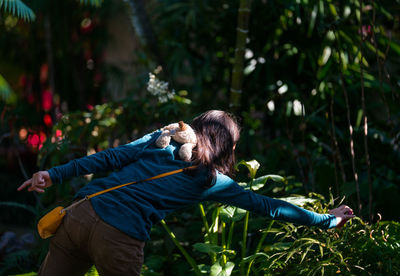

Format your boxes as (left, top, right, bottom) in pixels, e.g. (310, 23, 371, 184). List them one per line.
(204, 172, 337, 229)
(48, 131, 160, 184)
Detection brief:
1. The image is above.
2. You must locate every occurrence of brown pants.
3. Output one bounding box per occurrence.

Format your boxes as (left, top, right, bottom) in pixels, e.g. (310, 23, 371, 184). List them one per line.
(38, 200, 145, 276)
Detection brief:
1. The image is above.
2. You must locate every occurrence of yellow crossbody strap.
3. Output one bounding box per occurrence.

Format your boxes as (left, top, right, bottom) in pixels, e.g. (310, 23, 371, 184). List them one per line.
(38, 165, 197, 239)
(87, 165, 197, 199)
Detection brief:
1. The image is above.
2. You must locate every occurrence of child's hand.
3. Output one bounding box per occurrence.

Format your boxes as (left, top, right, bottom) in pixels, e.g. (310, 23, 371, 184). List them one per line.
(17, 171, 53, 193)
(329, 205, 355, 228)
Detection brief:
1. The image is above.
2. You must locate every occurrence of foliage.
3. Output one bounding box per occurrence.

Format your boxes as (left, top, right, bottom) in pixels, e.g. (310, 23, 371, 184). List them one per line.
(151, 0, 400, 221)
(150, 160, 400, 275)
(0, 0, 35, 21)
(1, 0, 400, 274)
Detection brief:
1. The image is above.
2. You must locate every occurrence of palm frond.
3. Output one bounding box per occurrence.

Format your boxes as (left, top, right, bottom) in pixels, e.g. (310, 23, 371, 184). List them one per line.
(79, 0, 103, 7)
(0, 0, 36, 21)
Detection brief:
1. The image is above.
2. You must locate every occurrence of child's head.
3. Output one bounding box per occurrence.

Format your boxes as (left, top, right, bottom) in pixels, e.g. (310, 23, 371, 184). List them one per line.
(191, 110, 240, 178)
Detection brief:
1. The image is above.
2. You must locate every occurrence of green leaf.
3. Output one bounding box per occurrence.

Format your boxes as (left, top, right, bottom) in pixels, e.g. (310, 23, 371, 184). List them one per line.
(238, 160, 260, 179)
(84, 266, 99, 276)
(0, 0, 35, 21)
(264, 242, 293, 252)
(307, 4, 318, 37)
(241, 252, 269, 263)
(210, 261, 235, 276)
(0, 74, 16, 104)
(251, 174, 285, 190)
(193, 243, 223, 254)
(220, 206, 247, 222)
(278, 195, 318, 207)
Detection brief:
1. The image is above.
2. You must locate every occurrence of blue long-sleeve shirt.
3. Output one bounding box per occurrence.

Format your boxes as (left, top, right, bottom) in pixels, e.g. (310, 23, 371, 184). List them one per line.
(48, 131, 336, 241)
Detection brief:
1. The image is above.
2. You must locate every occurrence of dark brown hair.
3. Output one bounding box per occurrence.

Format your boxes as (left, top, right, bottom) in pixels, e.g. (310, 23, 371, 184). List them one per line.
(190, 110, 240, 180)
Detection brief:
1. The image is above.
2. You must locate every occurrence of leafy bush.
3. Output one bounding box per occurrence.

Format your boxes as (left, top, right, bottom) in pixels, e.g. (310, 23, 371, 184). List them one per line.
(145, 160, 400, 276)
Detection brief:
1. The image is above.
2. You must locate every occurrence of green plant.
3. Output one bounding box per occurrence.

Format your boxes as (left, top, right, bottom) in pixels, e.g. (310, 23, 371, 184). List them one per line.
(159, 160, 400, 275)
(0, 0, 35, 21)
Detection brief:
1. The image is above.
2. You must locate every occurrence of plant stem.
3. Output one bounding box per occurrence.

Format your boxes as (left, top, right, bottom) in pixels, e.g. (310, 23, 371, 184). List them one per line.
(198, 203, 211, 242)
(254, 220, 274, 254)
(209, 207, 221, 263)
(160, 220, 201, 276)
(240, 211, 250, 276)
(227, 221, 235, 250)
(221, 221, 227, 265)
(245, 220, 274, 276)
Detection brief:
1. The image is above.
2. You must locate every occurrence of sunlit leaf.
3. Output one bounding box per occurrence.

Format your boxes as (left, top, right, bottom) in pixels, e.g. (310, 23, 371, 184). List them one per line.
(307, 4, 318, 37)
(278, 195, 318, 207)
(238, 160, 260, 179)
(210, 260, 235, 276)
(220, 206, 247, 222)
(251, 174, 285, 191)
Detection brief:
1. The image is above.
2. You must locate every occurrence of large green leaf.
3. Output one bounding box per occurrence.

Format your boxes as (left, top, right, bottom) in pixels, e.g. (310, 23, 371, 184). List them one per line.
(278, 195, 318, 207)
(210, 261, 235, 276)
(251, 174, 286, 191)
(0, 0, 35, 21)
(219, 206, 247, 222)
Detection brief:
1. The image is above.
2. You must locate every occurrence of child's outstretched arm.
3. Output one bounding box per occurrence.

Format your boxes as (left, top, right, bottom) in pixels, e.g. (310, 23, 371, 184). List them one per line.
(204, 173, 355, 229)
(18, 131, 160, 189)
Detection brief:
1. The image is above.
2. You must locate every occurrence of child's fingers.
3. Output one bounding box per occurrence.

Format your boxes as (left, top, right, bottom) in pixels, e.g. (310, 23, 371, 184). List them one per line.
(17, 179, 32, 191)
(34, 187, 45, 193)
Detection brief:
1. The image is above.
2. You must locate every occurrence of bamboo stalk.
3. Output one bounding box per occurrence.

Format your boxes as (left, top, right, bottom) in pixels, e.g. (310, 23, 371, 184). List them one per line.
(230, 0, 251, 111)
(359, 0, 373, 221)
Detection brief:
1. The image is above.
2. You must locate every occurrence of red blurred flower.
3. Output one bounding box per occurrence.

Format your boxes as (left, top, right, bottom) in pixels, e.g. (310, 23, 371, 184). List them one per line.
(43, 114, 53, 127)
(27, 133, 40, 147)
(39, 131, 46, 143)
(41, 89, 53, 111)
